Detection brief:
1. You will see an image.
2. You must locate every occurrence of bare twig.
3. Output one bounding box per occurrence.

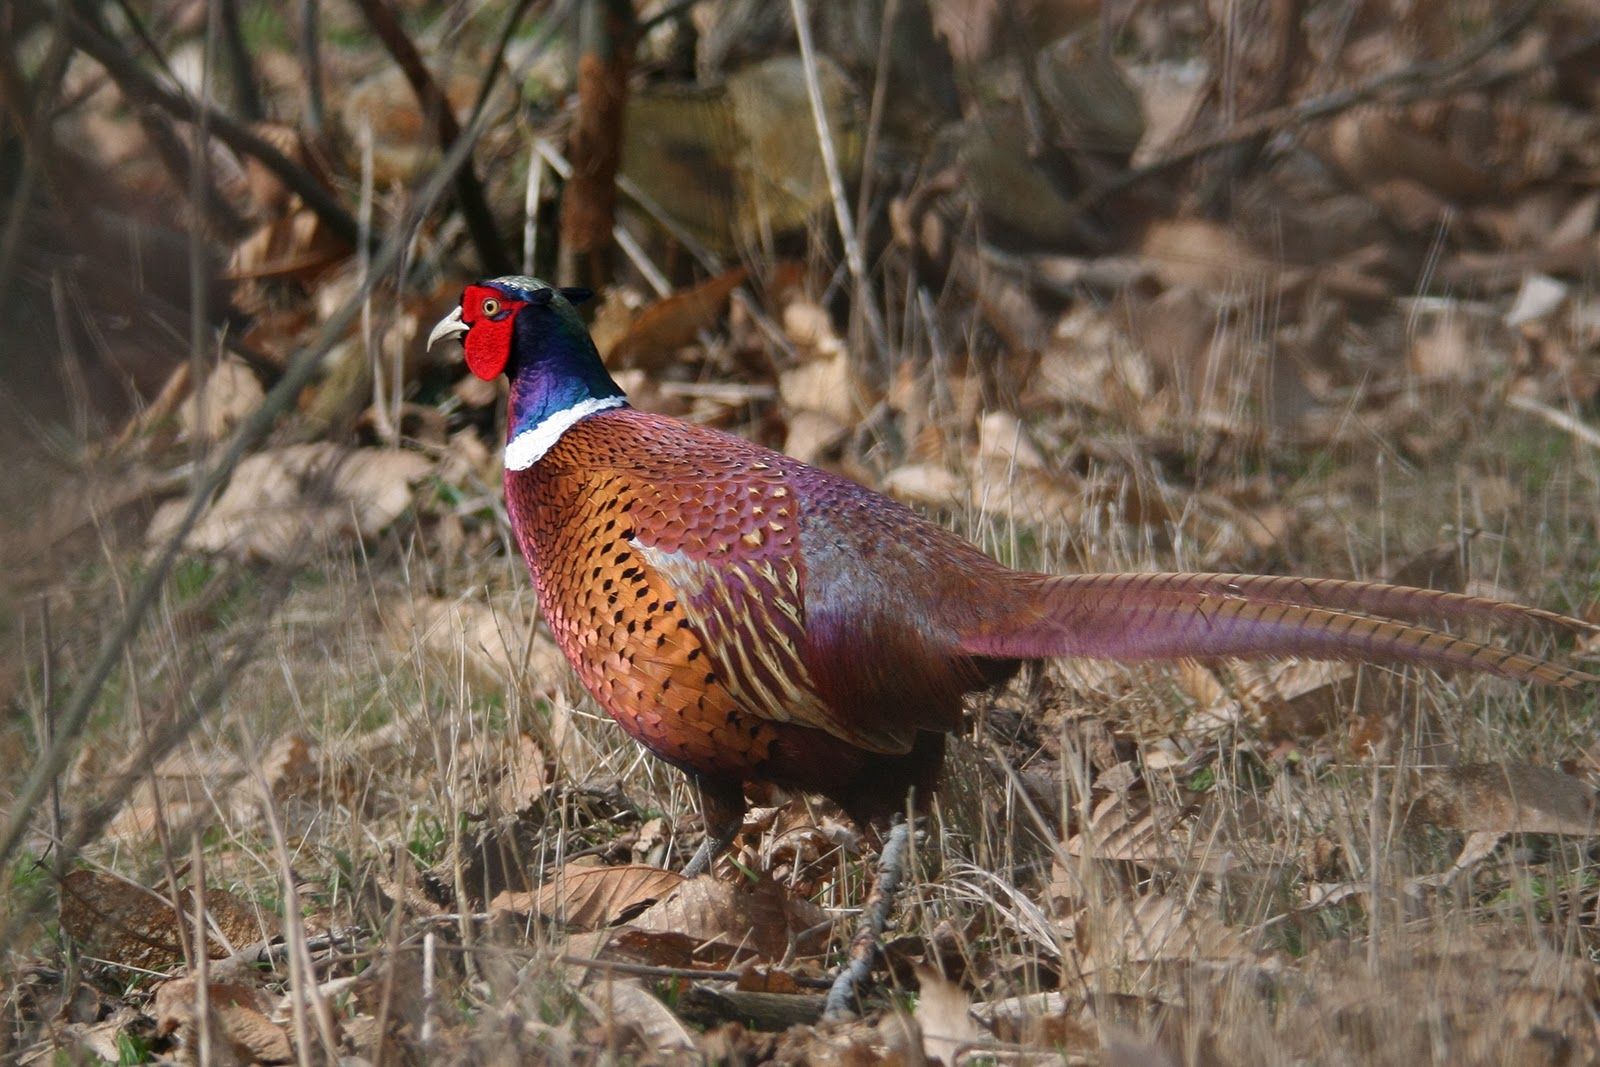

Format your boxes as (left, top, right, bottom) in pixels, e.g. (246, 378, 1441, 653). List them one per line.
(1073, 0, 1550, 222)
(790, 0, 890, 364)
(562, 955, 835, 989)
(1507, 394, 1600, 453)
(216, 0, 262, 121)
(0, 97, 500, 880)
(24, 0, 361, 247)
(823, 819, 911, 1021)
(535, 140, 670, 295)
(298, 0, 323, 133)
(0, 4, 75, 304)
(854, 0, 899, 241)
(349, 0, 513, 275)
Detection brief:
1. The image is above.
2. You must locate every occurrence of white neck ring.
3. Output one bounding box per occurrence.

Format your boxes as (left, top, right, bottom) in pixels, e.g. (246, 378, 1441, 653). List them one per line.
(504, 396, 625, 470)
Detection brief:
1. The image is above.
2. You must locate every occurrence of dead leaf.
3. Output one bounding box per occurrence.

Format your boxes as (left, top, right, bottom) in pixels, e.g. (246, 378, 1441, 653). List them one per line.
(1327, 112, 1496, 203)
(1414, 763, 1598, 836)
(497, 733, 550, 813)
(177, 359, 262, 442)
(605, 267, 749, 368)
(780, 349, 860, 425)
(976, 411, 1046, 471)
(60, 870, 277, 971)
(494, 864, 683, 930)
(783, 410, 849, 465)
(1140, 218, 1284, 294)
(1230, 659, 1358, 742)
(630, 874, 830, 965)
(1075, 894, 1256, 976)
(1505, 273, 1569, 328)
(582, 980, 696, 1054)
(146, 444, 433, 562)
(154, 977, 293, 1064)
(1407, 314, 1480, 381)
(1062, 793, 1227, 881)
(884, 463, 963, 507)
(564, 927, 703, 973)
(914, 964, 983, 1066)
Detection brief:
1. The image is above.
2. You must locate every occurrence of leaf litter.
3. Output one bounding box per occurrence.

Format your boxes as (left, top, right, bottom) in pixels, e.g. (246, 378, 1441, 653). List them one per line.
(7, 1, 1600, 1063)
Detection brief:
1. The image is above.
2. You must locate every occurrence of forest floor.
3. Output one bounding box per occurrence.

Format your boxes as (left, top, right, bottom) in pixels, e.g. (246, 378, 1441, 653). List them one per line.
(4, 1, 1600, 1063)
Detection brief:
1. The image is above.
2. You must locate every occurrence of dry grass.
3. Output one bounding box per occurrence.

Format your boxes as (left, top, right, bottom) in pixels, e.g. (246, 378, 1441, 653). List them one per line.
(3, 326, 1597, 1063)
(5, 3, 1600, 1059)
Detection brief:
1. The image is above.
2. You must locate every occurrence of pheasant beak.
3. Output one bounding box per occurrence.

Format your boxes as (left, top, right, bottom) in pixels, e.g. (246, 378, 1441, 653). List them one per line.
(427, 306, 469, 351)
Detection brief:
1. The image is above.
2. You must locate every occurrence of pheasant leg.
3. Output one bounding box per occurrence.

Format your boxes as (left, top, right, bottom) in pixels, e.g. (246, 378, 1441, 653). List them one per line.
(681, 777, 746, 877)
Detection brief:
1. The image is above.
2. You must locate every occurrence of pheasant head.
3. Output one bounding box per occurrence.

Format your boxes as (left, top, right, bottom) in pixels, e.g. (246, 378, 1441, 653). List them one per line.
(428, 276, 627, 468)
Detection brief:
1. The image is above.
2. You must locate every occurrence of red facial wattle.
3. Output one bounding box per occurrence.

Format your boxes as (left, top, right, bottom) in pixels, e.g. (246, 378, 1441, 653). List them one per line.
(460, 285, 526, 381)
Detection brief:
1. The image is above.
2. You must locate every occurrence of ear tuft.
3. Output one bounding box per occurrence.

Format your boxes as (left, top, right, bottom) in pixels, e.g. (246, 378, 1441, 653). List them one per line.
(559, 287, 594, 305)
(527, 288, 555, 306)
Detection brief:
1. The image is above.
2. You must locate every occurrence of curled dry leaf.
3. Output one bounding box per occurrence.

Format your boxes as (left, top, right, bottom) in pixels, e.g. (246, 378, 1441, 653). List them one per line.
(1413, 763, 1598, 836)
(1139, 218, 1286, 295)
(493, 863, 684, 930)
(60, 870, 279, 971)
(581, 980, 697, 1054)
(914, 964, 983, 1067)
(1326, 111, 1495, 203)
(154, 977, 293, 1065)
(630, 874, 831, 965)
(1062, 792, 1223, 884)
(1074, 894, 1256, 978)
(146, 444, 433, 563)
(604, 267, 750, 369)
(179, 357, 265, 442)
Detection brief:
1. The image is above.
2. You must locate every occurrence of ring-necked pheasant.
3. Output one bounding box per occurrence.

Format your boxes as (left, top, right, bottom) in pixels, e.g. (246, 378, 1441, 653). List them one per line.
(429, 276, 1596, 874)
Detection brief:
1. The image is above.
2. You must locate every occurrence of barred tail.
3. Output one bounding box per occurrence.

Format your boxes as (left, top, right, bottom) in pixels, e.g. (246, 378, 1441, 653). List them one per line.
(958, 572, 1596, 689)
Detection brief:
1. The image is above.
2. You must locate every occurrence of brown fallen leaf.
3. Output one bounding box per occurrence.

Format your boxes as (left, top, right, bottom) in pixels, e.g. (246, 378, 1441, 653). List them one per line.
(914, 964, 983, 1066)
(1075, 894, 1256, 977)
(60, 870, 278, 972)
(1062, 792, 1217, 882)
(564, 927, 705, 976)
(145, 444, 433, 562)
(1413, 763, 1598, 836)
(630, 874, 830, 965)
(604, 267, 750, 368)
(1326, 111, 1496, 204)
(154, 976, 293, 1064)
(493, 864, 683, 930)
(581, 979, 696, 1055)
(1139, 218, 1287, 295)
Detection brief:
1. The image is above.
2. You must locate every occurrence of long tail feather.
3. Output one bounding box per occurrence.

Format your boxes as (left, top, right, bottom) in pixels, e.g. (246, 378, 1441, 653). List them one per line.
(959, 572, 1597, 688)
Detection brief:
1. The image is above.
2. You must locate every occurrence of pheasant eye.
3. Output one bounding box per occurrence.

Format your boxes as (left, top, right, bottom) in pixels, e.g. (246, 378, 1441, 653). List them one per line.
(481, 297, 500, 317)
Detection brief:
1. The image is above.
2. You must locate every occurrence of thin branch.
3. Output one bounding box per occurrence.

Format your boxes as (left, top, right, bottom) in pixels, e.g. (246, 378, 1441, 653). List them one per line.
(561, 955, 835, 989)
(28, 0, 362, 247)
(824, 819, 912, 1021)
(790, 0, 890, 364)
(1074, 0, 1551, 219)
(1506, 394, 1600, 453)
(216, 0, 262, 121)
(299, 0, 324, 133)
(0, 97, 501, 881)
(349, 0, 513, 275)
